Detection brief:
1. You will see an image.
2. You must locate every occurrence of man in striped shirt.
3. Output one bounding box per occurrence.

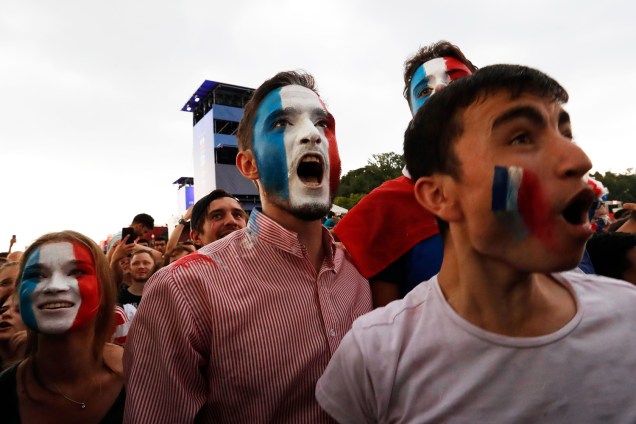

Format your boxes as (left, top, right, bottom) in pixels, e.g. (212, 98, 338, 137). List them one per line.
(123, 71, 372, 423)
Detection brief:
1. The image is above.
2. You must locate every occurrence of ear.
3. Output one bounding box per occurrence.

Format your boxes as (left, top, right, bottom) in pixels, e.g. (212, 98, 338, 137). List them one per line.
(190, 230, 204, 248)
(413, 175, 463, 224)
(236, 150, 259, 181)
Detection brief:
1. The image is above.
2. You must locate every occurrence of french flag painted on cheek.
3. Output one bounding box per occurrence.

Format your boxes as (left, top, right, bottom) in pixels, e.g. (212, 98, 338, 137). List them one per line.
(492, 166, 552, 242)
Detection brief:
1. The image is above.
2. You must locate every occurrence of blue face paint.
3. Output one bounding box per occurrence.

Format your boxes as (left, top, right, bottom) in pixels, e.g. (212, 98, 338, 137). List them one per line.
(253, 88, 289, 201)
(19, 247, 40, 331)
(409, 65, 429, 114)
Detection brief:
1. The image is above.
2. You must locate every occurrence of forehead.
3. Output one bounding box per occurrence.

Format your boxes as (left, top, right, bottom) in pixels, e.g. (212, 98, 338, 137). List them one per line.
(257, 84, 324, 116)
(27, 242, 82, 266)
(461, 92, 565, 133)
(131, 252, 153, 262)
(206, 196, 243, 213)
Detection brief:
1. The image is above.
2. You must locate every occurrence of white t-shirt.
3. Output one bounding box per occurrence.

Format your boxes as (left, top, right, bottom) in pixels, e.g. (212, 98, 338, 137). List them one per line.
(316, 271, 636, 423)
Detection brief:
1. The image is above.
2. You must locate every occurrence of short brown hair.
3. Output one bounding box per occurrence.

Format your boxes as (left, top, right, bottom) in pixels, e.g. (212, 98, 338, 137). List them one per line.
(237, 71, 318, 152)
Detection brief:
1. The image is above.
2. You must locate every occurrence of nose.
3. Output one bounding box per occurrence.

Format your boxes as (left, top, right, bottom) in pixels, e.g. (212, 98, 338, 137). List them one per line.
(433, 82, 448, 95)
(554, 138, 593, 180)
(42, 273, 71, 294)
(299, 118, 322, 145)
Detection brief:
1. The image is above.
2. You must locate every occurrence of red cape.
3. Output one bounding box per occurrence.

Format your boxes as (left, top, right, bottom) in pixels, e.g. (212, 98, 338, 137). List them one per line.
(334, 176, 440, 278)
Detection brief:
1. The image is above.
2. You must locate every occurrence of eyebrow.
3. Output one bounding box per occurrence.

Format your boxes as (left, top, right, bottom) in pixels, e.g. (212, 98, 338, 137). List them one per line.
(492, 106, 545, 131)
(265, 106, 328, 125)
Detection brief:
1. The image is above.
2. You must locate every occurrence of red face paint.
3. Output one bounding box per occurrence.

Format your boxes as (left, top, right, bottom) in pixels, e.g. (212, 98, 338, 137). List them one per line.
(71, 242, 100, 329)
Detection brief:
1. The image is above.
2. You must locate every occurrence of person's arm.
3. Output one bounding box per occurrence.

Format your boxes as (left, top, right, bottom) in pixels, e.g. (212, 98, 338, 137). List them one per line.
(108, 236, 135, 288)
(316, 329, 378, 423)
(124, 262, 209, 422)
(164, 206, 193, 265)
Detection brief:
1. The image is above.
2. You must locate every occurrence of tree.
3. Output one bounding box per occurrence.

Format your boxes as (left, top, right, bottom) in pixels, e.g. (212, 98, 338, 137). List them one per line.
(592, 170, 636, 203)
(335, 152, 404, 209)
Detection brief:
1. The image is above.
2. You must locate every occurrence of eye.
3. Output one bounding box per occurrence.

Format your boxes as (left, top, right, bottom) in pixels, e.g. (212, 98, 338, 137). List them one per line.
(211, 213, 223, 221)
(68, 268, 87, 277)
(315, 119, 328, 128)
(273, 119, 291, 128)
(417, 87, 433, 99)
(510, 132, 532, 145)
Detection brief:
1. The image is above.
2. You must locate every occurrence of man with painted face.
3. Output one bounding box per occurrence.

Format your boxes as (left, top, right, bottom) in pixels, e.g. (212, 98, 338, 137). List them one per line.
(124, 71, 372, 423)
(317, 65, 636, 422)
(334, 40, 477, 306)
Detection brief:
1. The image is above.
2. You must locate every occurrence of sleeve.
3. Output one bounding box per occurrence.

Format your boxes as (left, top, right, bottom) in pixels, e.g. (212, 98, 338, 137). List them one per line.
(315, 328, 378, 424)
(123, 265, 209, 423)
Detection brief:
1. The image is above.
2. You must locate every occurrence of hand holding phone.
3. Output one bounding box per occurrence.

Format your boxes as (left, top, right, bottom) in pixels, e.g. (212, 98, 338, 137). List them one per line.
(122, 227, 136, 244)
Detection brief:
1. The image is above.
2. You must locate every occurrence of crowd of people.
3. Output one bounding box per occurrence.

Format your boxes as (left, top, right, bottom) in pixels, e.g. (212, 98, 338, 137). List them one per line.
(2, 40, 636, 423)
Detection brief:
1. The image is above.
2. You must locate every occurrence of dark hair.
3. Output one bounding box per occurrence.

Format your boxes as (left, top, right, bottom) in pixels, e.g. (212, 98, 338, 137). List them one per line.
(132, 213, 154, 230)
(191, 189, 245, 234)
(403, 40, 478, 104)
(586, 232, 636, 281)
(237, 71, 318, 151)
(154, 236, 168, 243)
(404, 64, 569, 235)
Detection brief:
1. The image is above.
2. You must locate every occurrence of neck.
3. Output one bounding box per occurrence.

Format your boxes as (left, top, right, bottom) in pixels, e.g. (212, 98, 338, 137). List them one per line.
(128, 281, 145, 296)
(33, 325, 99, 383)
(437, 232, 576, 337)
(262, 204, 326, 273)
(0, 339, 19, 363)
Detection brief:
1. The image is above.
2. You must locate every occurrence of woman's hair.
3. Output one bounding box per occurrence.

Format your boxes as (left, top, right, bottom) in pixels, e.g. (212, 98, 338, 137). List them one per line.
(17, 231, 116, 360)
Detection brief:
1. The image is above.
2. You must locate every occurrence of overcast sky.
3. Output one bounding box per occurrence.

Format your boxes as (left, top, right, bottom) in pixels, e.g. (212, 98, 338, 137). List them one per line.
(1, 0, 634, 249)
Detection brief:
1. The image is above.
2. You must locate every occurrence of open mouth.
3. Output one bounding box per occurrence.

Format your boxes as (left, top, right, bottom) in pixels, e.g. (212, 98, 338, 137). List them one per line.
(562, 188, 595, 225)
(0, 322, 11, 328)
(39, 302, 74, 310)
(296, 154, 324, 187)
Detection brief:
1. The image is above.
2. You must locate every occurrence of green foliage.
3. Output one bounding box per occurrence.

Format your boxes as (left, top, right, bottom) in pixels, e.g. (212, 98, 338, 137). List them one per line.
(592, 169, 636, 203)
(337, 152, 404, 202)
(333, 193, 366, 210)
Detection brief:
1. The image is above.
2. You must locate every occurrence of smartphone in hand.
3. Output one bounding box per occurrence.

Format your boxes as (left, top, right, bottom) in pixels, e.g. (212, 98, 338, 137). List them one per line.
(122, 227, 135, 244)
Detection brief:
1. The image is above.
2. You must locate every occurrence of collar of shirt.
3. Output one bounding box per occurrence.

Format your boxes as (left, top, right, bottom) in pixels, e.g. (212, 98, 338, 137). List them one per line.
(247, 208, 337, 269)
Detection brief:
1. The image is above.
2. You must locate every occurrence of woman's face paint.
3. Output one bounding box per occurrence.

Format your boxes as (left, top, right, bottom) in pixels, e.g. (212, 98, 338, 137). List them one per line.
(19, 241, 100, 334)
(252, 85, 340, 218)
(492, 166, 553, 244)
(409, 56, 472, 115)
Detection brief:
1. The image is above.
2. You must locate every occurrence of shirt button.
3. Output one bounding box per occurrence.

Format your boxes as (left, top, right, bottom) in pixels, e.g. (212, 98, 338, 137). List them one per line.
(329, 329, 335, 337)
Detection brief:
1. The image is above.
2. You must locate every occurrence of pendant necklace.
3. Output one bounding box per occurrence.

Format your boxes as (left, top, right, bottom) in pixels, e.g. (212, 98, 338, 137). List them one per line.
(31, 359, 87, 409)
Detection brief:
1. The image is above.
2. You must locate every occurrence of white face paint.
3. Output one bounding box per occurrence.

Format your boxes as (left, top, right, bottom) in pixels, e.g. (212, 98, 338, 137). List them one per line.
(282, 85, 331, 211)
(253, 84, 339, 220)
(20, 242, 87, 334)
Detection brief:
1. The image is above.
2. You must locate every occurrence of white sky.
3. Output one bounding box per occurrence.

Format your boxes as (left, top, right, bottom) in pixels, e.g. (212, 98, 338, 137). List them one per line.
(1, 0, 634, 249)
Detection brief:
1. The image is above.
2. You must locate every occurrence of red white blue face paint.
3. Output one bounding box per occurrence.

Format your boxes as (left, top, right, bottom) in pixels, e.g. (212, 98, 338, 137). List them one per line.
(409, 57, 472, 115)
(492, 166, 552, 244)
(252, 85, 340, 215)
(19, 242, 100, 334)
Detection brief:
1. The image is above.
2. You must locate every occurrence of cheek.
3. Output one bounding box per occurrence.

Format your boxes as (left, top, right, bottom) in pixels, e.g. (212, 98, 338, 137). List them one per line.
(18, 280, 38, 330)
(325, 128, 341, 194)
(254, 133, 289, 200)
(73, 274, 100, 327)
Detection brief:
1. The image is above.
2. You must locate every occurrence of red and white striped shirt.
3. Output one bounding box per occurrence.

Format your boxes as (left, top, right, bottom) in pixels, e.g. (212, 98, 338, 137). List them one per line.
(124, 209, 372, 423)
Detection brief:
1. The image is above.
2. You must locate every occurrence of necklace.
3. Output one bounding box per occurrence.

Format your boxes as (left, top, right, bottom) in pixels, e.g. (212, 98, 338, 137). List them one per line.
(31, 359, 87, 409)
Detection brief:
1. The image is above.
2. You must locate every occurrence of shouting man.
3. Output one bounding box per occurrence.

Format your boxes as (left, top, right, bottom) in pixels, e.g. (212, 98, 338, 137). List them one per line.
(317, 65, 636, 422)
(124, 71, 371, 422)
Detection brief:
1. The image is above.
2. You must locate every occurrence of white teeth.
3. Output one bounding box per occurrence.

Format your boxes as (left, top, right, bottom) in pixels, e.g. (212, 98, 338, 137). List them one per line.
(301, 156, 321, 163)
(40, 302, 73, 310)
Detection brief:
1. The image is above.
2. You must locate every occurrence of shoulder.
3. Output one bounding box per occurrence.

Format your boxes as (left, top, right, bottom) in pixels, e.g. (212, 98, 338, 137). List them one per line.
(103, 343, 124, 375)
(557, 270, 636, 314)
